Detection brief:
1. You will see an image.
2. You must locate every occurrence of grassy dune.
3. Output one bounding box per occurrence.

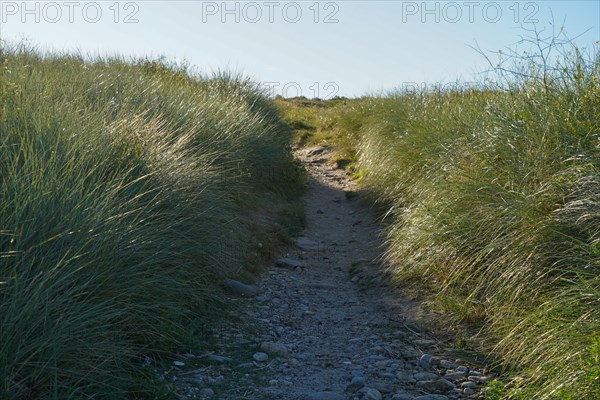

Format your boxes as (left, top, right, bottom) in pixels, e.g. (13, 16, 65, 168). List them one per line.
(0, 46, 304, 398)
(278, 43, 599, 399)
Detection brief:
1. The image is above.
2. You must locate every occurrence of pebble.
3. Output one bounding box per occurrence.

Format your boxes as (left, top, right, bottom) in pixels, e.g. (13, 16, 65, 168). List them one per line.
(419, 354, 433, 369)
(206, 354, 230, 363)
(346, 376, 366, 392)
(253, 352, 269, 362)
(413, 372, 439, 381)
(468, 375, 491, 383)
(226, 279, 260, 297)
(443, 371, 467, 380)
(463, 388, 476, 395)
(295, 237, 319, 250)
(275, 258, 303, 269)
(260, 341, 289, 357)
(392, 394, 415, 400)
(306, 392, 346, 400)
(370, 382, 394, 393)
(198, 388, 214, 397)
(416, 378, 456, 394)
(439, 360, 458, 369)
(364, 388, 382, 400)
(173, 361, 185, 367)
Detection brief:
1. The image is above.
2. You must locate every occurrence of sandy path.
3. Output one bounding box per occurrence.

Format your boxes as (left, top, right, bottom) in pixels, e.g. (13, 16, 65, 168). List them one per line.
(174, 146, 490, 400)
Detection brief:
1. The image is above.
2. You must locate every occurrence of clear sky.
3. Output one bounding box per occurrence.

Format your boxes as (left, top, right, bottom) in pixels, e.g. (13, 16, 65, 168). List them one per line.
(1, 1, 598, 97)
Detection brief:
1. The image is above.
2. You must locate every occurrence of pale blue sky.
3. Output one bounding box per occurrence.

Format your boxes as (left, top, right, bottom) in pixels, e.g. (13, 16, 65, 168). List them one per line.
(1, 1, 598, 97)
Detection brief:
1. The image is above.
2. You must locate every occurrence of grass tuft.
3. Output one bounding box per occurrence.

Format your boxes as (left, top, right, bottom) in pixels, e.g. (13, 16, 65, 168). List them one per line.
(278, 34, 600, 399)
(0, 44, 304, 398)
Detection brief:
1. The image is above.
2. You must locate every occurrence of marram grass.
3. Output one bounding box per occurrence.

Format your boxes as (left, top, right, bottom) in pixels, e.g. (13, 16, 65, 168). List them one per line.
(0, 45, 304, 398)
(277, 41, 599, 399)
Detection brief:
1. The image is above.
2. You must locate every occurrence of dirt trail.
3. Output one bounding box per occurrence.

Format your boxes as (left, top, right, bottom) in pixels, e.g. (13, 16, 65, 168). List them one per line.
(174, 146, 491, 400)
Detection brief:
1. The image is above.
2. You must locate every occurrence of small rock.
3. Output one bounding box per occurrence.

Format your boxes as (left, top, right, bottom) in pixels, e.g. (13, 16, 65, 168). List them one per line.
(416, 379, 455, 394)
(295, 237, 318, 250)
(225, 279, 260, 297)
(306, 392, 345, 400)
(443, 371, 467, 381)
(260, 341, 289, 357)
(430, 357, 442, 366)
(274, 326, 285, 336)
(198, 388, 214, 398)
(275, 258, 303, 269)
(413, 372, 439, 381)
(305, 145, 330, 157)
(396, 371, 410, 382)
(468, 375, 491, 383)
(419, 354, 433, 368)
(392, 394, 415, 400)
(456, 366, 468, 372)
(364, 388, 382, 400)
(371, 382, 394, 393)
(207, 354, 230, 363)
(440, 360, 458, 369)
(461, 381, 478, 388)
(252, 352, 268, 362)
(173, 361, 185, 367)
(346, 376, 366, 392)
(463, 388, 476, 395)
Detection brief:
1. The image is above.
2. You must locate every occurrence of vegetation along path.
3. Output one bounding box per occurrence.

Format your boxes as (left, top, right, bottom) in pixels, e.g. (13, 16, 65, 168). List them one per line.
(173, 146, 495, 400)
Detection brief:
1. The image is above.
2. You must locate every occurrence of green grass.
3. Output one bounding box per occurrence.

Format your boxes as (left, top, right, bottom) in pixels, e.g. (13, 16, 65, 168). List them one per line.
(0, 45, 304, 398)
(278, 38, 600, 399)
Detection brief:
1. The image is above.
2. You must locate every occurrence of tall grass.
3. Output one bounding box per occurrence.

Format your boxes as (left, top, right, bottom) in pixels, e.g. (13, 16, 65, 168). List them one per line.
(279, 38, 599, 399)
(0, 45, 304, 398)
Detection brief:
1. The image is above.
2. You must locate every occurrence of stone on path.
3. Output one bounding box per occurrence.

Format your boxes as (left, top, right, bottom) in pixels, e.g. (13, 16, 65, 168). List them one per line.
(305, 391, 345, 400)
(416, 378, 456, 394)
(345, 375, 366, 392)
(305, 146, 331, 157)
(226, 279, 260, 296)
(419, 354, 433, 368)
(260, 341, 289, 357)
(252, 352, 268, 362)
(364, 388, 383, 400)
(275, 258, 303, 269)
(295, 236, 319, 251)
(198, 388, 214, 397)
(413, 372, 438, 381)
(206, 354, 230, 363)
(391, 394, 415, 400)
(443, 371, 467, 381)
